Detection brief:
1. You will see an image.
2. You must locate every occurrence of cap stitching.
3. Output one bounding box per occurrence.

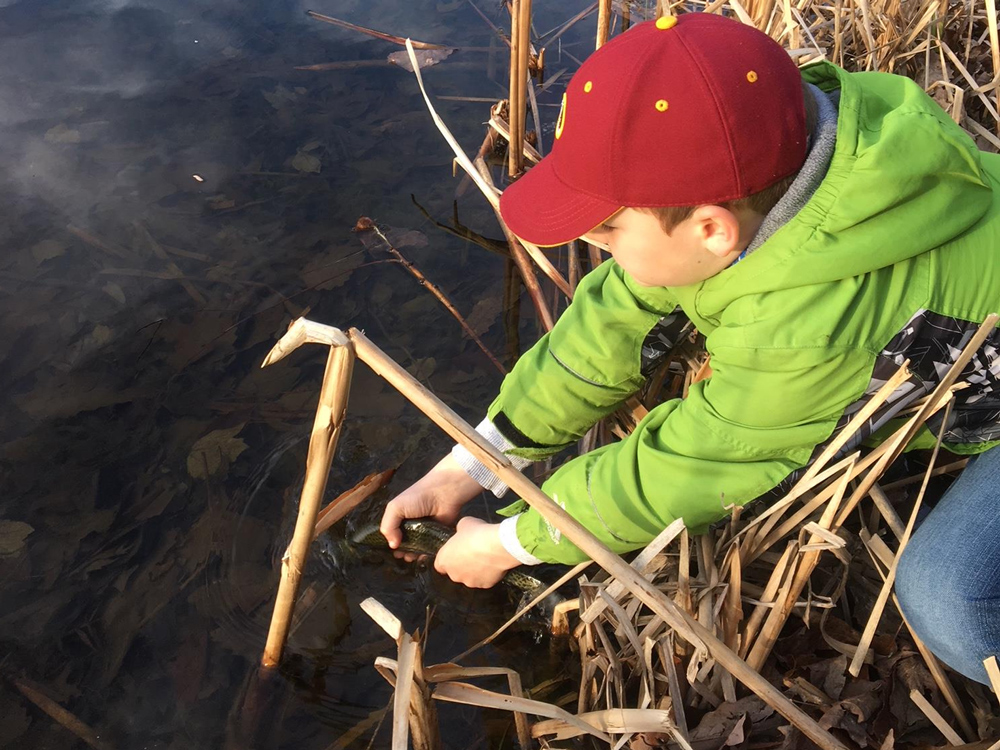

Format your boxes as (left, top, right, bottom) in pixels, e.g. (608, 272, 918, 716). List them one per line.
(608, 24, 660, 204)
(675, 21, 743, 198)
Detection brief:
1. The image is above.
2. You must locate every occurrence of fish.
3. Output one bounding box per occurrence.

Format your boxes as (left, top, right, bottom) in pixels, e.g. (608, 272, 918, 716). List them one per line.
(351, 519, 556, 597)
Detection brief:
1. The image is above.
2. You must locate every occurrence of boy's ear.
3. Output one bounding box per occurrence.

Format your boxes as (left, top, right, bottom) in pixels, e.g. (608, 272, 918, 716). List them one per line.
(691, 205, 742, 259)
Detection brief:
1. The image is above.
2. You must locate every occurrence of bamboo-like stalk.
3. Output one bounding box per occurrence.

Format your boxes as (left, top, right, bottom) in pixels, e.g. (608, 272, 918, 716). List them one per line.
(909, 689, 964, 745)
(878, 458, 968, 491)
(261, 340, 355, 668)
(986, 655, 1000, 702)
(11, 678, 115, 750)
(336, 323, 849, 750)
(517, 0, 532, 173)
(986, 0, 1000, 138)
(597, 0, 612, 48)
(508, 0, 524, 177)
(867, 483, 906, 542)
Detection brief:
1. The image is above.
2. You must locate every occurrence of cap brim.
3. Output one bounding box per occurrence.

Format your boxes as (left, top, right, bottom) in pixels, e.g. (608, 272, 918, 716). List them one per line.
(498, 157, 622, 248)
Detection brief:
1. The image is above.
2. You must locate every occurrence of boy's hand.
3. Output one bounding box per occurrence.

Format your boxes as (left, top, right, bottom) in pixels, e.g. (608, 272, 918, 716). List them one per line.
(379, 453, 483, 562)
(433, 517, 520, 589)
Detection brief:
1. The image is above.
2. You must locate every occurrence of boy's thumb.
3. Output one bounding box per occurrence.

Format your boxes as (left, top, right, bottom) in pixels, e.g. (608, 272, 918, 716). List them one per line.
(380, 508, 403, 549)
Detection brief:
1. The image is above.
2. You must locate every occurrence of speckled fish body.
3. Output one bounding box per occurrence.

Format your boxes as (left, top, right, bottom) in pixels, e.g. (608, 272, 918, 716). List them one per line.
(351, 519, 551, 595)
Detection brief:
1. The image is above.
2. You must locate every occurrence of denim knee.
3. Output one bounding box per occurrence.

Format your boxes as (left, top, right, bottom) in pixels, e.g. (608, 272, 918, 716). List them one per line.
(896, 533, 995, 685)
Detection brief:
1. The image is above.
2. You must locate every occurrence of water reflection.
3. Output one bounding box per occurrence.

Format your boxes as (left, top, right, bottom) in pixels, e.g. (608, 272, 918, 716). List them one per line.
(0, 0, 595, 746)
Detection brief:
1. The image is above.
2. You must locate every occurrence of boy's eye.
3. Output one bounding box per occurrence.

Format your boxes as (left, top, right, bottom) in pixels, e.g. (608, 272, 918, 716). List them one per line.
(599, 223, 616, 232)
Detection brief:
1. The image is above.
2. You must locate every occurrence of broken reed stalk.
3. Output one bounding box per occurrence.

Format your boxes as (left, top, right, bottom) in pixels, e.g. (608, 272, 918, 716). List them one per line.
(909, 689, 965, 746)
(745, 462, 852, 670)
(867, 483, 906, 542)
(354, 217, 506, 374)
(596, 0, 612, 48)
(312, 468, 394, 539)
(363, 601, 438, 750)
(261, 335, 355, 668)
(10, 677, 115, 750)
(434, 681, 614, 743)
(488, 106, 543, 164)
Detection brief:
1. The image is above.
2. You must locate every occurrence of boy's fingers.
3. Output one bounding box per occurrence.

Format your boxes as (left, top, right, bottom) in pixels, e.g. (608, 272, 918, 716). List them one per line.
(379, 504, 404, 549)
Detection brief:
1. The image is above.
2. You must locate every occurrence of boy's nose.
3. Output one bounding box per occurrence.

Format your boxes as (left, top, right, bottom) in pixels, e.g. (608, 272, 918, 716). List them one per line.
(581, 228, 612, 251)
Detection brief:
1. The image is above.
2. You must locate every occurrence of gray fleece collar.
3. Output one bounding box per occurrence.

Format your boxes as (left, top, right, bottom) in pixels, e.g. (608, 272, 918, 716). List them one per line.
(738, 82, 839, 260)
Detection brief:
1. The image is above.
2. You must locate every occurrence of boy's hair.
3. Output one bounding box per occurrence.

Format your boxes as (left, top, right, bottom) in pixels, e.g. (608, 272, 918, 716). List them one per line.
(640, 81, 819, 233)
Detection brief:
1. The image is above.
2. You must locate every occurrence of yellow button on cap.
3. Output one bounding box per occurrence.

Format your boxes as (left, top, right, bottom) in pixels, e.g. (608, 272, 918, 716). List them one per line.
(655, 99, 668, 112)
(584, 81, 593, 93)
(746, 70, 758, 83)
(655, 16, 677, 30)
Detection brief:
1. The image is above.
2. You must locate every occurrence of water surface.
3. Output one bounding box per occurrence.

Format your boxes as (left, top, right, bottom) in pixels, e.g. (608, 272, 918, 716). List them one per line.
(0, 0, 596, 746)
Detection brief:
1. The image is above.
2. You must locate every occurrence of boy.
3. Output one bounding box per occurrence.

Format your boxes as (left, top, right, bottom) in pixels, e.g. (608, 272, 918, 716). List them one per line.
(381, 13, 1000, 683)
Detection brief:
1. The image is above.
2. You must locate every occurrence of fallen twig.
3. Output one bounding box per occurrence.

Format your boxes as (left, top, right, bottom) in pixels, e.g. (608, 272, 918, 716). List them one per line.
(353, 216, 506, 373)
(306, 10, 448, 49)
(10, 676, 115, 750)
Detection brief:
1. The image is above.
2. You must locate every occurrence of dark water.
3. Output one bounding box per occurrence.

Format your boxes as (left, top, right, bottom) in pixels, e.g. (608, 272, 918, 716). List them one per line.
(0, 1, 598, 747)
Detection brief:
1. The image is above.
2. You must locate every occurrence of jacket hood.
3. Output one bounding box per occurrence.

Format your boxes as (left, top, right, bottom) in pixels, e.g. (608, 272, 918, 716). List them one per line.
(671, 62, 993, 325)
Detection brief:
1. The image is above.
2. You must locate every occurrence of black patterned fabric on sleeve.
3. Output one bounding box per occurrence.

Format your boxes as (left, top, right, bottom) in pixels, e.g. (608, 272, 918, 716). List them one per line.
(640, 308, 694, 378)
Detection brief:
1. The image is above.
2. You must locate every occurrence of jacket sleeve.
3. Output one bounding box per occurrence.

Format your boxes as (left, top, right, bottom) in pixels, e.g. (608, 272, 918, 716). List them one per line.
(508, 343, 877, 564)
(485, 260, 683, 457)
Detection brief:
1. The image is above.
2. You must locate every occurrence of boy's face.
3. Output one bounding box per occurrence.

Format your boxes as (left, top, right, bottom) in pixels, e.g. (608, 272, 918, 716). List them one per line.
(585, 207, 759, 288)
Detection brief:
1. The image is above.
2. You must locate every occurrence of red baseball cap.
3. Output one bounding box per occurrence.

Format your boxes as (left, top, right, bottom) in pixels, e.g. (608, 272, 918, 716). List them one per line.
(499, 13, 807, 247)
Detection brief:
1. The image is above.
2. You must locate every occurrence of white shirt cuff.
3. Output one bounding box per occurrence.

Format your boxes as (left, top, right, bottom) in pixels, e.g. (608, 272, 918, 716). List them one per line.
(499, 515, 543, 566)
(450, 417, 534, 498)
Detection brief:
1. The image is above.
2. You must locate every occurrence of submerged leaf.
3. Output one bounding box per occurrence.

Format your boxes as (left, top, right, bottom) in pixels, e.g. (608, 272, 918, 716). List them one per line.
(102, 282, 126, 304)
(186, 424, 248, 479)
(262, 84, 297, 110)
(388, 48, 453, 72)
(31, 239, 66, 264)
(0, 520, 33, 557)
(44, 123, 81, 143)
(291, 150, 322, 174)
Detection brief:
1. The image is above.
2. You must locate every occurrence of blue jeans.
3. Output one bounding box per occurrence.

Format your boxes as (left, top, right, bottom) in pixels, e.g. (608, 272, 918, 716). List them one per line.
(896, 447, 1000, 685)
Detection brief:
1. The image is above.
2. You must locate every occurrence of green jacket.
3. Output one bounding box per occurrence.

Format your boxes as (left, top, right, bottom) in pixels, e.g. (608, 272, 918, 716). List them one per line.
(488, 62, 1000, 564)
